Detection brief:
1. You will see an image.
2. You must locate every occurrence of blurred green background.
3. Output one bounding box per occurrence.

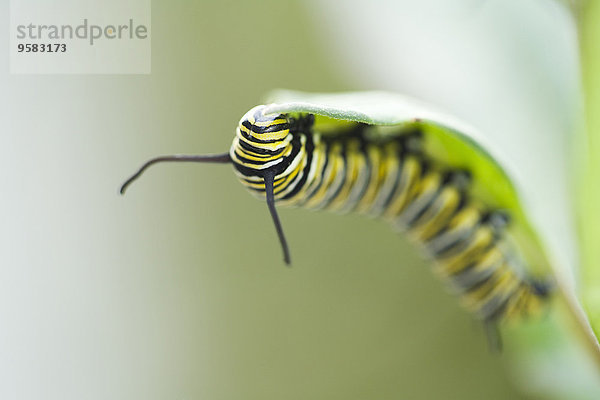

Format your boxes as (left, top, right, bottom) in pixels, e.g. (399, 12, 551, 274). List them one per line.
(0, 1, 584, 399)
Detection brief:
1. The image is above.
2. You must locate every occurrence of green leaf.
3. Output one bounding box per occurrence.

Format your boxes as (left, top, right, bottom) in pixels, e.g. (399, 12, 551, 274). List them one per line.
(265, 89, 600, 393)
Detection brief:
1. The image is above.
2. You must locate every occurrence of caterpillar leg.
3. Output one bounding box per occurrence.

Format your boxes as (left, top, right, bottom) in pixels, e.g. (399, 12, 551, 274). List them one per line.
(484, 320, 503, 353)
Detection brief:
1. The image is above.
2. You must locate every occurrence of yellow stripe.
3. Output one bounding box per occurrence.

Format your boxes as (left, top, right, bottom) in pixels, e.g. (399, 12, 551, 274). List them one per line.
(234, 147, 281, 162)
(239, 124, 289, 142)
(327, 140, 362, 211)
(383, 156, 422, 219)
(355, 145, 384, 213)
(411, 187, 461, 241)
(236, 129, 290, 151)
(461, 269, 517, 315)
(293, 136, 327, 205)
(435, 227, 494, 275)
(304, 143, 344, 208)
(369, 143, 401, 215)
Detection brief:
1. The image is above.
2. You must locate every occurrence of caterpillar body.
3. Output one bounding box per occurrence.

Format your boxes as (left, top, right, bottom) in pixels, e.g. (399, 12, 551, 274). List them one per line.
(121, 103, 552, 334)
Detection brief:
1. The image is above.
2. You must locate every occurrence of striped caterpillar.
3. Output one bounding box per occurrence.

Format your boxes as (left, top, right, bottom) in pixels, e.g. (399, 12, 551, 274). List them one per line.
(121, 104, 552, 341)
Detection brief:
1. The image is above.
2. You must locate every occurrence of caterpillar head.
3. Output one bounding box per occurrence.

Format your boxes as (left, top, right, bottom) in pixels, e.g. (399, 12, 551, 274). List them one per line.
(120, 105, 298, 266)
(229, 105, 293, 178)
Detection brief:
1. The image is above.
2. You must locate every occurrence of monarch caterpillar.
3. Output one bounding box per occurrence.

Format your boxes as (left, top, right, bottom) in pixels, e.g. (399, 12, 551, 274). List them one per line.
(121, 93, 552, 344)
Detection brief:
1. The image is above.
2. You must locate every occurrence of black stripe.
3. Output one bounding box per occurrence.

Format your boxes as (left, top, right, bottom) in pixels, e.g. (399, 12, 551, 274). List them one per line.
(300, 142, 330, 205)
(379, 150, 404, 210)
(451, 257, 502, 293)
(406, 172, 468, 229)
(282, 134, 314, 200)
(451, 260, 499, 291)
(239, 139, 286, 156)
(426, 211, 483, 257)
(436, 228, 496, 262)
(320, 143, 349, 208)
(242, 120, 290, 134)
(481, 290, 514, 322)
(239, 128, 285, 144)
(234, 152, 280, 166)
(403, 185, 443, 228)
(346, 141, 373, 212)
